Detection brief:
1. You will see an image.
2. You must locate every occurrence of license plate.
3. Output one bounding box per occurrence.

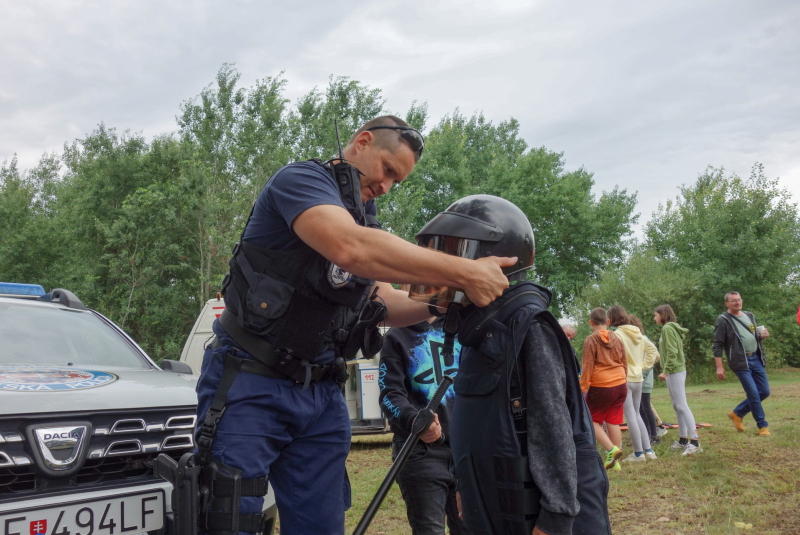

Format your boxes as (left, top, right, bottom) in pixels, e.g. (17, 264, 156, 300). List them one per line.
(1, 489, 164, 535)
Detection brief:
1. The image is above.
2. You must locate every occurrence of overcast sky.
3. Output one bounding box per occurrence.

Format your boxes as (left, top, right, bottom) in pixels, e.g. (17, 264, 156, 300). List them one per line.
(2, 0, 799, 233)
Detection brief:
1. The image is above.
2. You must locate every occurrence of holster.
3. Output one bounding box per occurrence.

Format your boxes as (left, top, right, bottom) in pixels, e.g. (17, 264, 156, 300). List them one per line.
(156, 354, 270, 534)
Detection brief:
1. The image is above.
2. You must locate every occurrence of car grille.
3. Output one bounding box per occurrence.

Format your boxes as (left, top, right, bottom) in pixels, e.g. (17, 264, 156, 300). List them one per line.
(0, 450, 186, 494)
(0, 407, 196, 498)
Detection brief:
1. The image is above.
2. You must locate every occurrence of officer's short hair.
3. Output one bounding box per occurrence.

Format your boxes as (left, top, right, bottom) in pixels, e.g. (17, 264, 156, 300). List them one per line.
(347, 115, 412, 155)
(724, 291, 741, 302)
(589, 308, 607, 326)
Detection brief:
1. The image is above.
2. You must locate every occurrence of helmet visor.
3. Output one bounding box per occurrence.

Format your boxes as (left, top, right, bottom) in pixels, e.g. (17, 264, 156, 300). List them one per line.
(406, 236, 481, 310)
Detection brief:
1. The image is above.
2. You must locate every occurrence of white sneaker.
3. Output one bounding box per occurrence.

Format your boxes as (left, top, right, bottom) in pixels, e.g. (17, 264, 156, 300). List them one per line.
(645, 451, 658, 460)
(656, 427, 668, 438)
(621, 452, 646, 463)
(682, 444, 703, 456)
(670, 440, 687, 450)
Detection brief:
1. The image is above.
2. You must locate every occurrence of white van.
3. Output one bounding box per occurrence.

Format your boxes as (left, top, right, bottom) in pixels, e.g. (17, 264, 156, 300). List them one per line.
(180, 297, 389, 435)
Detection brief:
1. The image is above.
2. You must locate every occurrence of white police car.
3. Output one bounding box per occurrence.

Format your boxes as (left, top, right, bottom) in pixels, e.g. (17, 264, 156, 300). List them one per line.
(0, 283, 277, 535)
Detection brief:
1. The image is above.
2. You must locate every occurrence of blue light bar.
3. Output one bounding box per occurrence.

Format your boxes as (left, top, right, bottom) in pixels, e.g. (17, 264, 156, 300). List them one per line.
(0, 282, 46, 296)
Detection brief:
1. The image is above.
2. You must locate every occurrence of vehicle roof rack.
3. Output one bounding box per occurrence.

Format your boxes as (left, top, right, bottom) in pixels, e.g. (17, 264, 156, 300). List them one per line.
(39, 288, 87, 310)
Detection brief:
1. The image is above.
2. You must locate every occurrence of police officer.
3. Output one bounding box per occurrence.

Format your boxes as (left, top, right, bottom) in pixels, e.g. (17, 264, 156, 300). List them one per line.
(194, 116, 516, 535)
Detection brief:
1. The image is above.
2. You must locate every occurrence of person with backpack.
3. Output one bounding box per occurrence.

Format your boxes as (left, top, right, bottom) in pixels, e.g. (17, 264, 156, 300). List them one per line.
(713, 291, 771, 436)
(654, 304, 702, 456)
(407, 194, 611, 535)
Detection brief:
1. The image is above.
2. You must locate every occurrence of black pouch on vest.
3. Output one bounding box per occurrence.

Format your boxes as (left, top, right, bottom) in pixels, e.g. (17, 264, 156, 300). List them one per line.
(243, 274, 293, 335)
(232, 244, 295, 335)
(340, 296, 387, 360)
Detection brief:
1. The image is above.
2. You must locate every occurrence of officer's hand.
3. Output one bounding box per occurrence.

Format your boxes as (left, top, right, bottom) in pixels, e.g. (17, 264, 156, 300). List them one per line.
(716, 367, 727, 380)
(420, 413, 442, 443)
(532, 527, 551, 535)
(462, 256, 518, 307)
(761, 328, 770, 339)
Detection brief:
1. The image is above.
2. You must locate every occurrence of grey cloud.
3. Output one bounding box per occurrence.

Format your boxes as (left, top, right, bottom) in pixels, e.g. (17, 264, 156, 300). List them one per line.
(2, 0, 798, 230)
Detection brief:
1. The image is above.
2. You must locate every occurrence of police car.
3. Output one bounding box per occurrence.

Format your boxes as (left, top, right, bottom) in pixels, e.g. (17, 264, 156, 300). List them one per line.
(0, 283, 277, 535)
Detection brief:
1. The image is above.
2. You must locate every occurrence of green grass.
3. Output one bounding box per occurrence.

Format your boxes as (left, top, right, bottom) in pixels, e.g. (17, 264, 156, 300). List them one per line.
(343, 368, 800, 534)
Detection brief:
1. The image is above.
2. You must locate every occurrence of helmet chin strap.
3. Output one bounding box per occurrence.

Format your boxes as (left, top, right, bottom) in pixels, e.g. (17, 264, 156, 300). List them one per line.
(442, 302, 463, 363)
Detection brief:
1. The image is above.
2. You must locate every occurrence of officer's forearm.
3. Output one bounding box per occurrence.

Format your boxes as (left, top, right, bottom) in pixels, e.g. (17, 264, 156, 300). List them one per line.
(375, 284, 434, 328)
(345, 227, 477, 287)
(293, 204, 473, 288)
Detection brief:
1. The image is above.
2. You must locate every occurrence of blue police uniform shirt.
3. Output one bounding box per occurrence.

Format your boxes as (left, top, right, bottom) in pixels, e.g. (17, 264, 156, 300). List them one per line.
(243, 160, 375, 249)
(233, 160, 375, 364)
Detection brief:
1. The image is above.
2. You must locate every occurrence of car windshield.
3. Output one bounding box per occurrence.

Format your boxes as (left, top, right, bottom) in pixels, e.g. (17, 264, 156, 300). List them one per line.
(0, 301, 150, 369)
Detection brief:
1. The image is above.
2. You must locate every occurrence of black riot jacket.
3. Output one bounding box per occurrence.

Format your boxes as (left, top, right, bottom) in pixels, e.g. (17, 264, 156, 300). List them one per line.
(220, 160, 386, 380)
(449, 281, 611, 535)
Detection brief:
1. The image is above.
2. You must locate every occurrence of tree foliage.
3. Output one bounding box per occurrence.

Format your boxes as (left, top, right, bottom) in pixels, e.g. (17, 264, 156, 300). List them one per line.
(378, 111, 638, 312)
(1, 65, 637, 361)
(572, 165, 800, 375)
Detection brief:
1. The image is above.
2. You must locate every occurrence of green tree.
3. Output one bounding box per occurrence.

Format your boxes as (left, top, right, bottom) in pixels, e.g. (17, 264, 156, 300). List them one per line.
(0, 66, 642, 361)
(643, 164, 800, 368)
(568, 247, 699, 366)
(289, 75, 385, 161)
(378, 111, 639, 313)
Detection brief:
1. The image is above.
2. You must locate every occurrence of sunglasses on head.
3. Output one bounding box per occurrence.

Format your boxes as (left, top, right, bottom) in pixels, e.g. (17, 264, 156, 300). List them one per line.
(365, 125, 425, 158)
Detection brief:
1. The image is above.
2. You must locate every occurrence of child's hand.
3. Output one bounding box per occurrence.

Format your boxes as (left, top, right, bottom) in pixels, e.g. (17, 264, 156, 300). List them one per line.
(658, 373, 667, 380)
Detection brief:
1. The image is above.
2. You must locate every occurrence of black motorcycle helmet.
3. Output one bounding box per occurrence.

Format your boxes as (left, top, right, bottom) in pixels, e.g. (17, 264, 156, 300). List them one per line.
(407, 194, 535, 308)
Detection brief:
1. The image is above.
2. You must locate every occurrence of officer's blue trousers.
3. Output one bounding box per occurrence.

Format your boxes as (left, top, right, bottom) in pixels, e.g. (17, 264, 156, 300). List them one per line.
(195, 323, 352, 535)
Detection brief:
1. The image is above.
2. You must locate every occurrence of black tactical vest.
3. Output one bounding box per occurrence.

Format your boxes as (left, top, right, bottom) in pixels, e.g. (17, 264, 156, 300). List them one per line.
(220, 160, 384, 363)
(449, 282, 611, 535)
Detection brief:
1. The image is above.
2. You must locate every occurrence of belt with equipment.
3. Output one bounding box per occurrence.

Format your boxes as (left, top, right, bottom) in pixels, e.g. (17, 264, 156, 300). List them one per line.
(219, 309, 340, 389)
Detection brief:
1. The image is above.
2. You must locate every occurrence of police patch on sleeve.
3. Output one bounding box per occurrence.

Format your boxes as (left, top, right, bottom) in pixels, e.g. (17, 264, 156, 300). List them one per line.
(0, 366, 118, 391)
(327, 263, 351, 289)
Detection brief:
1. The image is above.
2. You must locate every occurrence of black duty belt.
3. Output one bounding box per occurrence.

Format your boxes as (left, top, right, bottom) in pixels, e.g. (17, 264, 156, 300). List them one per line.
(218, 309, 331, 388)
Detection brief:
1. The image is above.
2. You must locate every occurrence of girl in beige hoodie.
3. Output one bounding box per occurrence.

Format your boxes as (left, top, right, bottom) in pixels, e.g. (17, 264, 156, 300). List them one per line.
(609, 306, 658, 462)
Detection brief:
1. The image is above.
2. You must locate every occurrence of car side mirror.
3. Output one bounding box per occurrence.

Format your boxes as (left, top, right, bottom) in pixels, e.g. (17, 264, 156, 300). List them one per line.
(161, 359, 194, 375)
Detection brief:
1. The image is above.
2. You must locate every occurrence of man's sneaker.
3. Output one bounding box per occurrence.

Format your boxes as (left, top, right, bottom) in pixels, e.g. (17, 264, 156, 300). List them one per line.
(621, 452, 646, 463)
(728, 411, 745, 432)
(604, 446, 623, 470)
(682, 444, 703, 456)
(656, 427, 668, 438)
(671, 440, 687, 450)
(758, 427, 771, 437)
(645, 451, 658, 460)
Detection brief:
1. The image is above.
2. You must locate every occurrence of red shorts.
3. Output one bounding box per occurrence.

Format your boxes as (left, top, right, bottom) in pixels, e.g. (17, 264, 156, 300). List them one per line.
(586, 383, 627, 425)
